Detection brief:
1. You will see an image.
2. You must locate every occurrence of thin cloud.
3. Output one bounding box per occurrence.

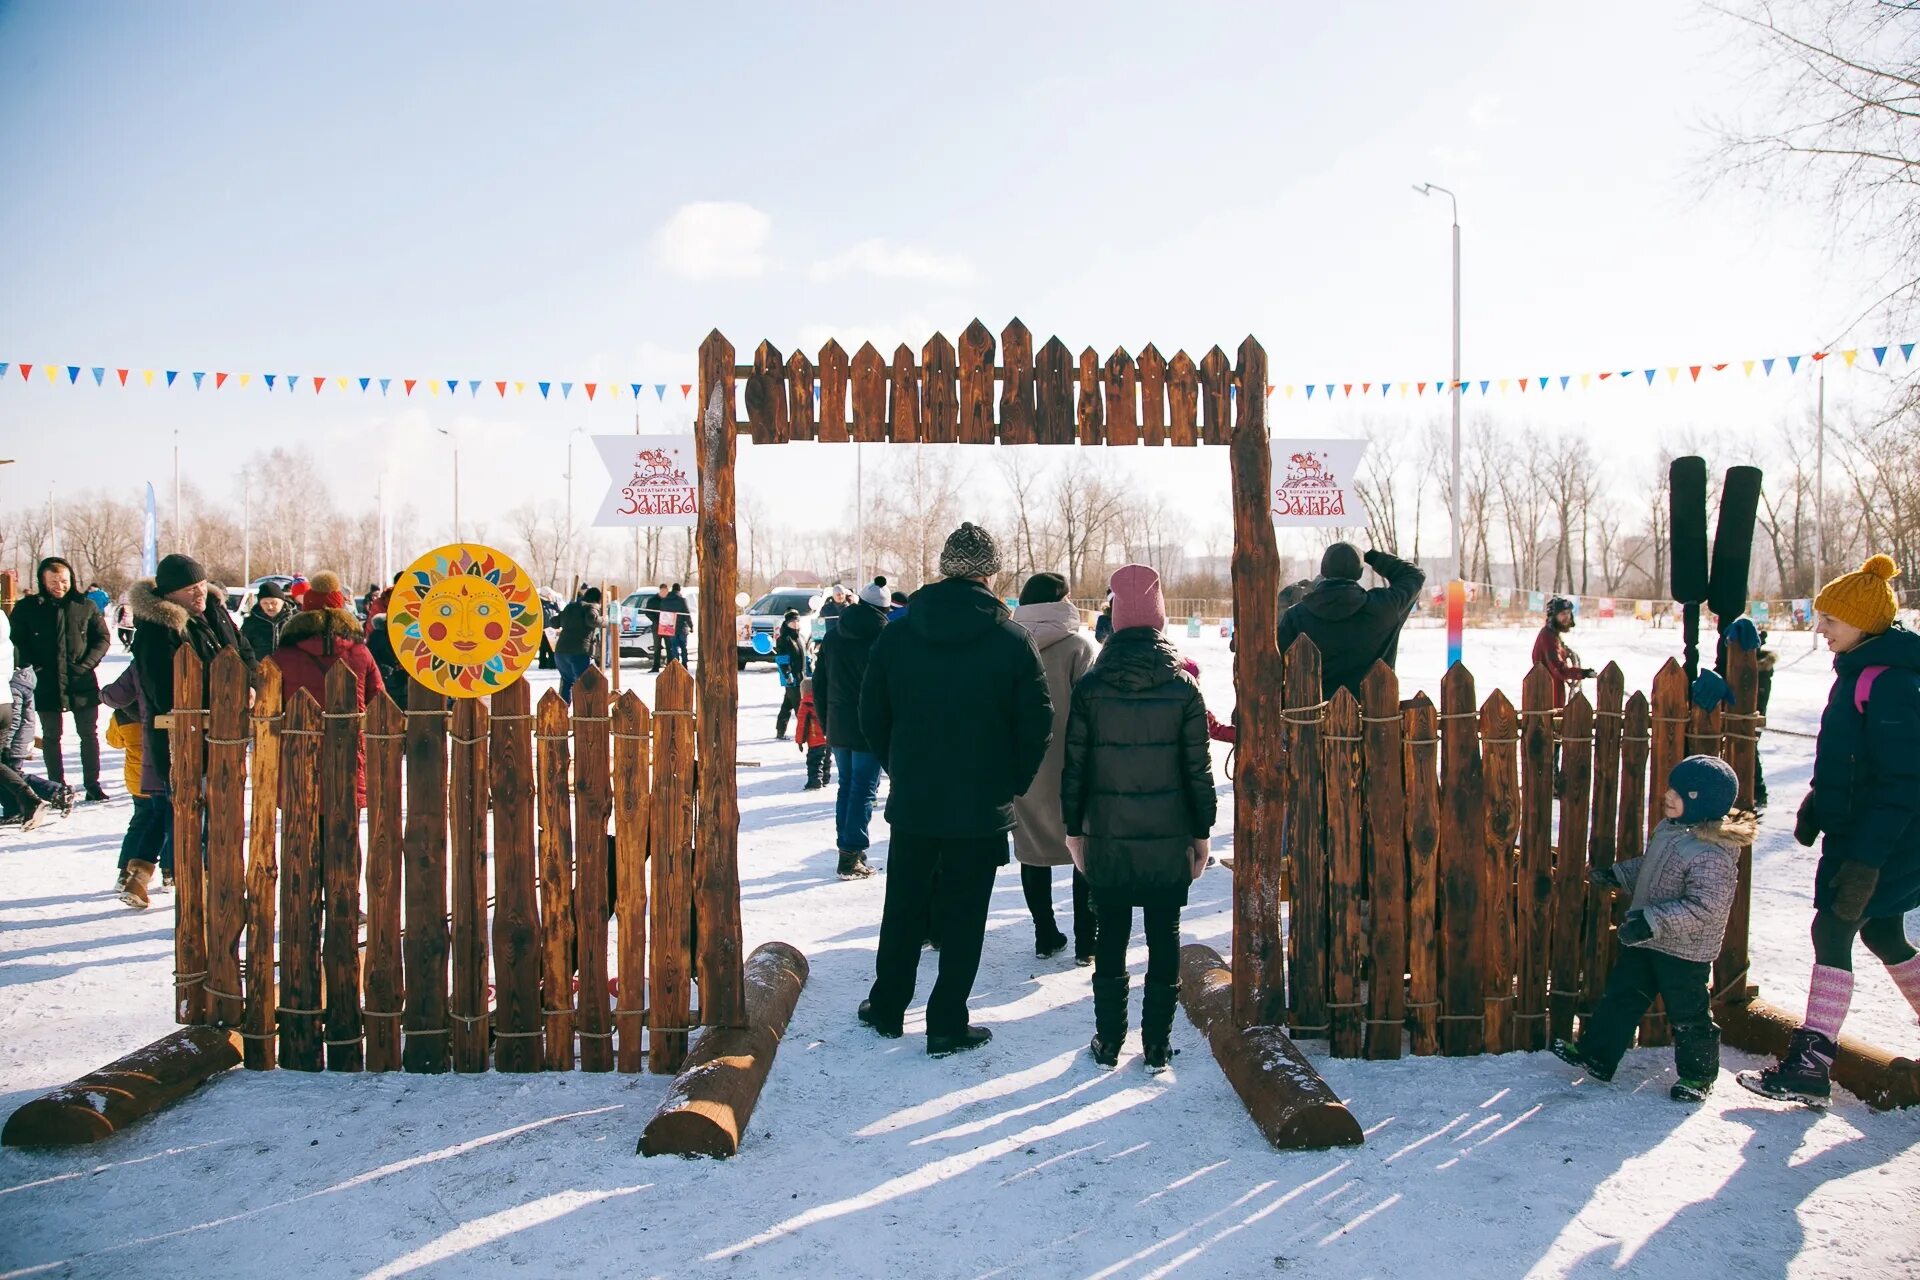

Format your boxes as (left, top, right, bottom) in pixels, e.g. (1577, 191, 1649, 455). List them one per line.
(650, 201, 772, 281)
(808, 239, 978, 286)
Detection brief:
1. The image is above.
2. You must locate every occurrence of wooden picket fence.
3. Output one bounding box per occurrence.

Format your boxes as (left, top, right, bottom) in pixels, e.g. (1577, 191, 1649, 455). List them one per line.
(165, 647, 709, 1074)
(1275, 638, 1761, 1059)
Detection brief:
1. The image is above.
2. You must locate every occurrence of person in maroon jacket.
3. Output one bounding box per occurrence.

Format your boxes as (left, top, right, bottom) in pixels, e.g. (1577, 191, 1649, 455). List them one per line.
(1533, 595, 1596, 709)
(273, 570, 386, 804)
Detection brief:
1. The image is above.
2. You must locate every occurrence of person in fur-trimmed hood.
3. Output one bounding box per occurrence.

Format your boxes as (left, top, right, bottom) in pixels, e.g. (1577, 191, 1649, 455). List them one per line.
(1553, 755, 1749, 1102)
(130, 553, 256, 793)
(272, 571, 386, 804)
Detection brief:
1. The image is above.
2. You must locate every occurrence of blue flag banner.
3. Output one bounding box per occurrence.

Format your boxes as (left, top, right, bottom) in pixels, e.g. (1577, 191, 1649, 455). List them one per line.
(265, 375, 277, 390)
(379, 377, 391, 395)
(561, 381, 573, 399)
(467, 380, 480, 396)
(630, 383, 642, 399)
(1787, 355, 1801, 373)
(1903, 343, 1915, 361)
(66, 366, 79, 383)
(359, 377, 371, 392)
(1874, 346, 1888, 366)
(164, 370, 178, 387)
(539, 381, 551, 399)
(655, 384, 667, 400)
(92, 367, 104, 385)
(192, 372, 205, 389)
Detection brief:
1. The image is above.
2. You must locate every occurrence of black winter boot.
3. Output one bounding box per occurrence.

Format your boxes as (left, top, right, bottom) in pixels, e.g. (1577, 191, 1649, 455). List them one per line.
(1550, 1037, 1616, 1083)
(1141, 980, 1180, 1073)
(1671, 1019, 1721, 1102)
(1091, 973, 1129, 1067)
(1738, 1029, 1835, 1106)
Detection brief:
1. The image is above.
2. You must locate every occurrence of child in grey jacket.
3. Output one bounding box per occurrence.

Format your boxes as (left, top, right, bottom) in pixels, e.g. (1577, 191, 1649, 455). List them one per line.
(1553, 755, 1752, 1101)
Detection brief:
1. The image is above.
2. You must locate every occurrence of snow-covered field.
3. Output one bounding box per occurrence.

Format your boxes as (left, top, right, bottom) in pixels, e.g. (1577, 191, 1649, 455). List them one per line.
(2, 621, 1917, 1279)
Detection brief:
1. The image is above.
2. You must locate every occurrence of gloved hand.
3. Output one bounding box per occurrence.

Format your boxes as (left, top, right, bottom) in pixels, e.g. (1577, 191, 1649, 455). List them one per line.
(1830, 860, 1880, 921)
(1189, 838, 1210, 881)
(1580, 668, 1598, 680)
(1066, 834, 1087, 874)
(1587, 864, 1617, 890)
(1794, 795, 1820, 848)
(1619, 910, 1654, 945)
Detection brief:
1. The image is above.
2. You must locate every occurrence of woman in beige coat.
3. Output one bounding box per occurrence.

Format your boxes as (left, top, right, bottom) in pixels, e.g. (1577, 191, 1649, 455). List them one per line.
(1011, 573, 1100, 961)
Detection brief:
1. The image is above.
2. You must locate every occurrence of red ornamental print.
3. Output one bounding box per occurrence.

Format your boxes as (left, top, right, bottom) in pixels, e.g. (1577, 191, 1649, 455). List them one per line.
(1273, 449, 1348, 519)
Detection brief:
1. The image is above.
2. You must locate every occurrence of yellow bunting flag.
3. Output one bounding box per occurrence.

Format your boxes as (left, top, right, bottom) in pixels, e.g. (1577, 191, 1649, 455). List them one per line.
(45, 363, 57, 384)
(514, 381, 526, 395)
(1843, 349, 1858, 367)
(1666, 367, 1680, 384)
(336, 376, 349, 390)
(239, 373, 251, 388)
(1580, 373, 1591, 389)
(1497, 378, 1510, 393)
(1743, 360, 1755, 377)
(142, 369, 155, 386)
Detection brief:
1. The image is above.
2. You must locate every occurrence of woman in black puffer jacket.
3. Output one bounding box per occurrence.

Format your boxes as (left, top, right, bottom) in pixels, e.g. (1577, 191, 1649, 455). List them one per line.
(1062, 564, 1214, 1072)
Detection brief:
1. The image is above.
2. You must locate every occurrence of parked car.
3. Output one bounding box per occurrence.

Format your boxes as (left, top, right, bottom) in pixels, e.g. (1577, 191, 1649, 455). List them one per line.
(617, 589, 702, 659)
(736, 588, 822, 670)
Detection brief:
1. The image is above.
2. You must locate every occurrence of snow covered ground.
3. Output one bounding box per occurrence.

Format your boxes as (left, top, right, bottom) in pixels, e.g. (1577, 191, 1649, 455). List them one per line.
(2, 621, 1917, 1279)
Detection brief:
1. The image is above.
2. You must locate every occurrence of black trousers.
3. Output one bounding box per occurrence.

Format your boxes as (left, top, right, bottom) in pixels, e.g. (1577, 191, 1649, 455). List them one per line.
(775, 684, 801, 738)
(0, 708, 39, 816)
(869, 832, 1003, 1035)
(805, 745, 832, 787)
(1092, 892, 1181, 988)
(1020, 863, 1094, 956)
(39, 699, 100, 790)
(1578, 945, 1718, 1079)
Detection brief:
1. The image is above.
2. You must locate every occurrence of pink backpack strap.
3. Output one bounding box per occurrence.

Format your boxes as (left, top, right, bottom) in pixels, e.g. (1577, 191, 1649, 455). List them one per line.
(1855, 665, 1890, 714)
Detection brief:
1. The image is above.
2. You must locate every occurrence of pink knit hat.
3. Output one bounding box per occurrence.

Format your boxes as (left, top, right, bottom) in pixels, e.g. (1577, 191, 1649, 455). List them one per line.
(1109, 564, 1167, 632)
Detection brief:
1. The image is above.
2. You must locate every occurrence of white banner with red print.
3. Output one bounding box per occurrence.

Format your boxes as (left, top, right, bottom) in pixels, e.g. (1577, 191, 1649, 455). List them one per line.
(1269, 438, 1368, 527)
(593, 434, 699, 527)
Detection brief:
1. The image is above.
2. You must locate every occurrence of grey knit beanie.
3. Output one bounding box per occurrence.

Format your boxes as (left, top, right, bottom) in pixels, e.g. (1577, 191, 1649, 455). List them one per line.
(939, 522, 1002, 579)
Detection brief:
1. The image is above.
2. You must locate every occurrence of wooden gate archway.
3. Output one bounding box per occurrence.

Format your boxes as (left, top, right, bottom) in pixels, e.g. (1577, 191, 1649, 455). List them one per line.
(690, 323, 1287, 1029)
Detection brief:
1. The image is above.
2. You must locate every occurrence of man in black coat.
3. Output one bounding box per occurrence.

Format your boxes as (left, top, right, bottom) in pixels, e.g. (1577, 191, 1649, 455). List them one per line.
(857, 523, 1053, 1056)
(642, 582, 670, 671)
(1275, 542, 1426, 698)
(130, 554, 256, 795)
(11, 556, 112, 799)
(812, 585, 888, 878)
(240, 580, 292, 662)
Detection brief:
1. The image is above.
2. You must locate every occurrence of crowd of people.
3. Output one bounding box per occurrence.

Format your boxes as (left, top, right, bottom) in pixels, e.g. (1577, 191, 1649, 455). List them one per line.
(7, 526, 1918, 1100)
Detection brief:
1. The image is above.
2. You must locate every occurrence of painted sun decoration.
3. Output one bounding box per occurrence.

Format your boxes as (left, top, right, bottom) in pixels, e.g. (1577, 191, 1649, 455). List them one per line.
(387, 543, 539, 698)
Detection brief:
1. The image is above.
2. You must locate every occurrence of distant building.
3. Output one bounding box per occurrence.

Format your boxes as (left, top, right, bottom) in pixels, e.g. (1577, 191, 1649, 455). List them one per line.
(771, 568, 825, 590)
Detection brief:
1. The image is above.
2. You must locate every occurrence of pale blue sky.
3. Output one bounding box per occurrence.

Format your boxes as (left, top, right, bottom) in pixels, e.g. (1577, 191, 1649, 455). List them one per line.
(0, 1, 1900, 548)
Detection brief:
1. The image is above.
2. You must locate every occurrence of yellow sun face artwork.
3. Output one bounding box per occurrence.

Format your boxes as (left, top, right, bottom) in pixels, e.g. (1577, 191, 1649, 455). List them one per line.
(388, 544, 539, 698)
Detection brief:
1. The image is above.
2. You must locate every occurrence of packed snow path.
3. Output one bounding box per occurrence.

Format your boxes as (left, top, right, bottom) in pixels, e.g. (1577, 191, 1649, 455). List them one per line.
(3, 622, 1917, 1278)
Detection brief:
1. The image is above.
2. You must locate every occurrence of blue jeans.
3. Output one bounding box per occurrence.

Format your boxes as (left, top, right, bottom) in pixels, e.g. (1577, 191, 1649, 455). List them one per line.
(667, 630, 689, 665)
(556, 653, 592, 703)
(119, 794, 174, 874)
(832, 748, 883, 852)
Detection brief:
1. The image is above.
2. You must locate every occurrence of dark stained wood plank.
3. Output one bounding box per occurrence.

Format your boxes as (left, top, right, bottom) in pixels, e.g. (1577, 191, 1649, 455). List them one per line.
(1137, 343, 1168, 448)
(1403, 695, 1441, 1055)
(1582, 665, 1625, 1018)
(999, 318, 1035, 444)
(402, 684, 450, 1073)
(1360, 661, 1405, 1059)
(745, 340, 789, 445)
(170, 647, 208, 1024)
(651, 664, 698, 1071)
(1516, 665, 1556, 1052)
(1550, 694, 1595, 1043)
(1034, 337, 1075, 446)
(922, 332, 958, 443)
(1619, 693, 1667, 1047)
(1648, 659, 1688, 837)
(1103, 347, 1139, 446)
(817, 339, 850, 444)
(1437, 663, 1485, 1056)
(1167, 349, 1199, 447)
(242, 661, 282, 1070)
(1284, 634, 1326, 1036)
(1077, 347, 1105, 445)
(537, 690, 577, 1071)
(1325, 688, 1365, 1057)
(1199, 345, 1232, 446)
(888, 344, 922, 443)
(1717, 643, 1761, 1004)
(785, 349, 815, 441)
(490, 679, 541, 1071)
(363, 692, 404, 1072)
(612, 692, 652, 1072)
(277, 689, 323, 1070)
(1229, 334, 1285, 1029)
(322, 661, 364, 1071)
(573, 668, 614, 1072)
(204, 649, 249, 1031)
(449, 697, 490, 1073)
(1480, 690, 1520, 1055)
(850, 341, 887, 443)
(957, 319, 996, 444)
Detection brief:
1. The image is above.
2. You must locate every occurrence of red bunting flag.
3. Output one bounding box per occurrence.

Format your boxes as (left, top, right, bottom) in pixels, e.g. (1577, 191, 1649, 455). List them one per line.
(495, 381, 506, 397)
(1416, 382, 1426, 395)
(1812, 351, 1828, 361)
(215, 372, 228, 389)
(1342, 384, 1352, 397)
(116, 368, 128, 385)
(1688, 366, 1701, 381)
(679, 383, 692, 399)
(313, 376, 326, 393)
(1599, 371, 1613, 380)
(1712, 363, 1727, 372)
(585, 382, 597, 400)
(18, 363, 31, 381)
(1362, 382, 1371, 394)
(1518, 378, 1528, 393)
(403, 378, 416, 396)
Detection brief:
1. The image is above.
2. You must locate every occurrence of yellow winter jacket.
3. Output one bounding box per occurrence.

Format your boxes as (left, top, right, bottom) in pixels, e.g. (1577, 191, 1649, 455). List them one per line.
(105, 715, 148, 796)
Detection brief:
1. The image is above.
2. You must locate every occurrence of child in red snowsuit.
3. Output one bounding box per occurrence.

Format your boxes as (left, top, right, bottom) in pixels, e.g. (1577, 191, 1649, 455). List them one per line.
(795, 678, 832, 790)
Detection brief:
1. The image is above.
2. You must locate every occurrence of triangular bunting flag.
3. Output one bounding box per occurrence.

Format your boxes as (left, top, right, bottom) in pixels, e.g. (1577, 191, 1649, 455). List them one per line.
(67, 366, 80, 384)
(1787, 355, 1801, 374)
(1498, 378, 1510, 393)
(379, 378, 391, 395)
(265, 374, 277, 390)
(428, 380, 439, 397)
(446, 379, 459, 395)
(314, 376, 326, 394)
(1873, 346, 1888, 366)
(560, 381, 573, 399)
(1478, 380, 1489, 394)
(1539, 377, 1549, 389)
(1712, 363, 1727, 372)
(585, 382, 597, 400)
(631, 383, 643, 399)
(539, 381, 551, 399)
(1644, 369, 1656, 384)
(680, 383, 692, 399)
(1599, 372, 1612, 381)
(1230, 385, 1238, 400)
(1518, 378, 1528, 393)
(1342, 384, 1351, 397)
(514, 381, 526, 395)
(656, 384, 667, 400)
(165, 370, 178, 387)
(1285, 385, 1296, 398)
(1578, 374, 1589, 388)
(1417, 382, 1426, 395)
(238, 373, 250, 389)
(1305, 384, 1315, 399)
(1812, 351, 1827, 361)
(468, 380, 480, 396)
(359, 377, 370, 392)
(335, 376, 349, 390)
(1743, 360, 1754, 377)
(217, 372, 230, 389)
(192, 372, 205, 389)
(44, 363, 57, 384)
(92, 367, 105, 385)
(285, 374, 297, 392)
(0, 363, 8, 380)
(404, 378, 417, 395)
(1763, 358, 1775, 375)
(1323, 384, 1334, 398)
(1843, 349, 1858, 367)
(1665, 367, 1679, 384)
(20, 362, 35, 381)
(495, 381, 507, 397)
(1902, 343, 1915, 361)
(1688, 366, 1701, 381)
(1361, 382, 1371, 394)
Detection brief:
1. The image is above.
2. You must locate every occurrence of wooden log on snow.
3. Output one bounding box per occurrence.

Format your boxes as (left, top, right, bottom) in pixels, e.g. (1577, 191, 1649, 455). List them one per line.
(1718, 997, 1920, 1111)
(1177, 943, 1364, 1151)
(639, 941, 811, 1158)
(4, 1027, 241, 1147)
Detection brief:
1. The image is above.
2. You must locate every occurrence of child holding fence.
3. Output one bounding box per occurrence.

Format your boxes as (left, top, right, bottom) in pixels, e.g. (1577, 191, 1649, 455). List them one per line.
(1553, 755, 1749, 1101)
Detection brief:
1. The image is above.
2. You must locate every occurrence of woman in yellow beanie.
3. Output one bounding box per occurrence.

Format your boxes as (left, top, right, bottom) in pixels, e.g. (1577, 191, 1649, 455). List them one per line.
(1740, 554, 1920, 1105)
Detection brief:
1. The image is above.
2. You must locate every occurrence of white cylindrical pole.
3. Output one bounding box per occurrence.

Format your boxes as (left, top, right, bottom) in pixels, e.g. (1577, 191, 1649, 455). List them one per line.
(1450, 215, 1463, 585)
(243, 476, 252, 584)
(1815, 366, 1826, 592)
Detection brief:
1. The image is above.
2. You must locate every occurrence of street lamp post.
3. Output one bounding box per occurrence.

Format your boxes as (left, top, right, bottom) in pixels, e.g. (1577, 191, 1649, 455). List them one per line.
(1415, 182, 1462, 585)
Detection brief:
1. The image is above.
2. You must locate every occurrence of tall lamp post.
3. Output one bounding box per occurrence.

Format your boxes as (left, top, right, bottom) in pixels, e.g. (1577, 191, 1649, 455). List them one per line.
(1414, 182, 1462, 585)
(435, 426, 461, 543)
